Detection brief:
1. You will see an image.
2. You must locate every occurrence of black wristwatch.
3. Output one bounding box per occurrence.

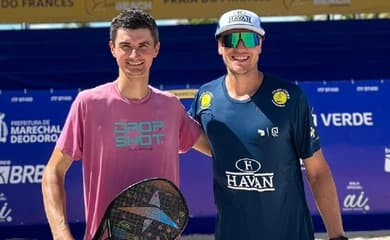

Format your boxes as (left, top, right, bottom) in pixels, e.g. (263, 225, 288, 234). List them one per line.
(329, 236, 348, 240)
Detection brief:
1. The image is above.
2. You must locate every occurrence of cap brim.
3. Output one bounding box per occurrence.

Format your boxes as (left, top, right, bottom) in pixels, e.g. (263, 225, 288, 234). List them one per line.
(215, 24, 265, 38)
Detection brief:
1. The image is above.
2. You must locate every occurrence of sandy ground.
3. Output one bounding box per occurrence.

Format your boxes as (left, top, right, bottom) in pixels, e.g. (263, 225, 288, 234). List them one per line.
(315, 231, 390, 240)
(182, 231, 390, 240)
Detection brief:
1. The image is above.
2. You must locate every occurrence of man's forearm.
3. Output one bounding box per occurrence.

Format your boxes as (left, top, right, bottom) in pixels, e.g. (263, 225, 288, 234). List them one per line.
(310, 169, 345, 238)
(42, 170, 74, 240)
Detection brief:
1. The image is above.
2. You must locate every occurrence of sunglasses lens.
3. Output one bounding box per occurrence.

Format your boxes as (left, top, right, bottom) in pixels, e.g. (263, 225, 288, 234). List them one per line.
(222, 32, 240, 48)
(240, 32, 260, 48)
(222, 32, 260, 48)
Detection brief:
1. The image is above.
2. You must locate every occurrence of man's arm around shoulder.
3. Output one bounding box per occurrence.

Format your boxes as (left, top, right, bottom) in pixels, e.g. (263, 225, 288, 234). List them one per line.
(192, 131, 212, 157)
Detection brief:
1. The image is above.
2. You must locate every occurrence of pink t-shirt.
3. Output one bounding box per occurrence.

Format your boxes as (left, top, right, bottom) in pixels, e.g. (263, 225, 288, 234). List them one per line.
(56, 82, 201, 239)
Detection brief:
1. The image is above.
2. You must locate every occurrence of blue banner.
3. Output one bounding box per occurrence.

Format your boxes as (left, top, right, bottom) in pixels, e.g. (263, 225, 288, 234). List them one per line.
(0, 80, 389, 229)
(0, 89, 84, 225)
(298, 80, 390, 215)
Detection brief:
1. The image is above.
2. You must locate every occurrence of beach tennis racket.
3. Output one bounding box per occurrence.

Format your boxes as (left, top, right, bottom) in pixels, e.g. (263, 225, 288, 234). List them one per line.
(92, 177, 189, 240)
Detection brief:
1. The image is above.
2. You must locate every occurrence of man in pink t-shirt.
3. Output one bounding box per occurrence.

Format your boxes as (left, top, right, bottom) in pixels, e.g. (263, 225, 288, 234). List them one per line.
(41, 9, 210, 240)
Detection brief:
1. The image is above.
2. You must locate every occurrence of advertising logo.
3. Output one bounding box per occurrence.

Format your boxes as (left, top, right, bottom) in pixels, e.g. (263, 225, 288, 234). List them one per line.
(312, 112, 374, 127)
(385, 147, 390, 173)
(115, 121, 164, 149)
(0, 113, 8, 143)
(225, 158, 275, 192)
(0, 193, 12, 223)
(0, 160, 45, 185)
(272, 89, 289, 107)
(299, 158, 305, 171)
(342, 181, 370, 213)
(8, 119, 61, 144)
(199, 92, 213, 110)
(257, 127, 279, 137)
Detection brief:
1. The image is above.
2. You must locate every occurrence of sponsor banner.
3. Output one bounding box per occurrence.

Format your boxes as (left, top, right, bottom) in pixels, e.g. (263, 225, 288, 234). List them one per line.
(297, 80, 390, 215)
(0, 89, 84, 225)
(0, 79, 389, 227)
(0, 0, 389, 23)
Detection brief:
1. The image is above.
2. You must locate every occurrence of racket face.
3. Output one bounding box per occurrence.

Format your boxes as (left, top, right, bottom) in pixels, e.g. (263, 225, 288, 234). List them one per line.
(101, 178, 189, 240)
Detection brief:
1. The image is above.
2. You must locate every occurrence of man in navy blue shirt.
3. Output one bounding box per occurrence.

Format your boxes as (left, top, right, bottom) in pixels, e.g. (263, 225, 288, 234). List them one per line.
(189, 9, 347, 240)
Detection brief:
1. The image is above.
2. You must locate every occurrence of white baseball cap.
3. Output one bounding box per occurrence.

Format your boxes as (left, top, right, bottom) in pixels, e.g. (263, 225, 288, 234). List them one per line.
(215, 9, 265, 38)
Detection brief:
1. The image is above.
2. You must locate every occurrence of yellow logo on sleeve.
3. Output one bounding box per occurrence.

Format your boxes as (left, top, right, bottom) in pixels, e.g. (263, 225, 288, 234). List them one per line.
(272, 89, 289, 107)
(200, 92, 213, 109)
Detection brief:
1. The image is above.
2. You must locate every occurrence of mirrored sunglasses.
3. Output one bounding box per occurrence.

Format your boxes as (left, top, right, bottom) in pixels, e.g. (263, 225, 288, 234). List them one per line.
(221, 31, 261, 48)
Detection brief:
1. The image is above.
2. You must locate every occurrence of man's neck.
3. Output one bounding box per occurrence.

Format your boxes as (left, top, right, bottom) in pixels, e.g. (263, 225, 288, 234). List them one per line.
(225, 71, 263, 100)
(115, 77, 149, 100)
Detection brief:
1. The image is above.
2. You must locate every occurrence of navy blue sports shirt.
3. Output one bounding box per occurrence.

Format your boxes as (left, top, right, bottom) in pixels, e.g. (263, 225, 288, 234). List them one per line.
(189, 74, 321, 240)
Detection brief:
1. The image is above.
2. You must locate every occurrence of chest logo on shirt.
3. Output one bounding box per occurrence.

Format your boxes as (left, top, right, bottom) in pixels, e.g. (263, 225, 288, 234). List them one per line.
(225, 158, 275, 192)
(272, 88, 290, 107)
(257, 127, 279, 137)
(114, 121, 164, 148)
(199, 92, 213, 110)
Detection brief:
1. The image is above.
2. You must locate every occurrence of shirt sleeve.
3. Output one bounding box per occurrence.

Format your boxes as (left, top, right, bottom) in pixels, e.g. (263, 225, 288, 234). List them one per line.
(292, 87, 321, 160)
(187, 90, 201, 121)
(178, 100, 202, 153)
(56, 93, 85, 160)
